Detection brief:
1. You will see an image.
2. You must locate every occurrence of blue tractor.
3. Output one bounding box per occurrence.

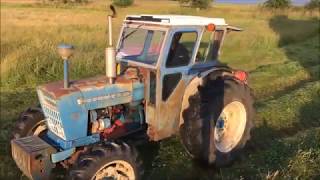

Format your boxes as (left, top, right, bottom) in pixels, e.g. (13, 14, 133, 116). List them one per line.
(11, 6, 254, 180)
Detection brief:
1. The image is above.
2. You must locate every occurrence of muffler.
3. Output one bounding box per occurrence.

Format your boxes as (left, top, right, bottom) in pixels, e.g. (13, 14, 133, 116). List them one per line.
(105, 5, 117, 84)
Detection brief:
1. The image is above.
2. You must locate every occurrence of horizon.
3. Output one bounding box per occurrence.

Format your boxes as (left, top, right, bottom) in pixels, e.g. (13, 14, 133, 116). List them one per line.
(215, 0, 311, 6)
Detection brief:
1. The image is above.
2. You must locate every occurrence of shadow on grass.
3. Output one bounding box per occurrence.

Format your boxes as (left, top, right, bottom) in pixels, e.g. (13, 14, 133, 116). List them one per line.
(245, 15, 319, 141)
(249, 15, 319, 144)
(235, 15, 320, 178)
(270, 15, 320, 70)
(257, 14, 319, 137)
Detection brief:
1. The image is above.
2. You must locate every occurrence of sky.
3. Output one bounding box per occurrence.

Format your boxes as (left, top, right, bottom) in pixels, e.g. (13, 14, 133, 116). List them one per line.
(215, 0, 311, 6)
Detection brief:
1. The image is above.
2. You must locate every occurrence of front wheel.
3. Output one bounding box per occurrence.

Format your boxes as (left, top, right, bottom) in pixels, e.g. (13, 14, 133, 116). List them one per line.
(68, 141, 143, 180)
(180, 78, 254, 166)
(12, 107, 47, 139)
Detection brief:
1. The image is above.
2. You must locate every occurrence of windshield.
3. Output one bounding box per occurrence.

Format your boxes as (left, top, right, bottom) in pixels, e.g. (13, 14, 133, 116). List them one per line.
(117, 27, 166, 66)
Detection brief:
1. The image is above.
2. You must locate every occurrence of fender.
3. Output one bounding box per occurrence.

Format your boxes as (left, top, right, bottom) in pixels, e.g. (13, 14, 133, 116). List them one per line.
(179, 66, 234, 127)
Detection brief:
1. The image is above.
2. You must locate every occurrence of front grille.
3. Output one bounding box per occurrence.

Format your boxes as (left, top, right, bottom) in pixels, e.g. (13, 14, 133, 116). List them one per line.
(42, 104, 66, 140)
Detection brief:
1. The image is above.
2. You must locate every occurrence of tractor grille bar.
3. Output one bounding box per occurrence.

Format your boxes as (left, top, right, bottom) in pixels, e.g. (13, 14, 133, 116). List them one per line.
(42, 104, 66, 140)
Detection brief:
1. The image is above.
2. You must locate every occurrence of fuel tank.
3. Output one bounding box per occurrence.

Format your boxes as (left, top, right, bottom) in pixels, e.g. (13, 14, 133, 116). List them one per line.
(37, 75, 144, 141)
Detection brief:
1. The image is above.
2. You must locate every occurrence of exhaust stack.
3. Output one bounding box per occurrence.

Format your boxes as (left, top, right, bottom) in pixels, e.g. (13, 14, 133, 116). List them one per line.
(106, 5, 117, 84)
(57, 44, 74, 89)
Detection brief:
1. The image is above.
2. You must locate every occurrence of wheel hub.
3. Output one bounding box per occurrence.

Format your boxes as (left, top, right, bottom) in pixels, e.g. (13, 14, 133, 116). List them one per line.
(215, 113, 227, 142)
(93, 160, 135, 180)
(213, 101, 247, 153)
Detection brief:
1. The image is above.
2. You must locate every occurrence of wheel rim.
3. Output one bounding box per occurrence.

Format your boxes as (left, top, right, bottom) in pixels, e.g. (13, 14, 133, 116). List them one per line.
(28, 120, 47, 136)
(92, 160, 135, 180)
(214, 101, 247, 153)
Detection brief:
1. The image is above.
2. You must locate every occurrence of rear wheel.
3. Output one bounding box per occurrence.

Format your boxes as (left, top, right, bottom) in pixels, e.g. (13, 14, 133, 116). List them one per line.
(180, 78, 254, 166)
(12, 107, 47, 139)
(68, 141, 143, 180)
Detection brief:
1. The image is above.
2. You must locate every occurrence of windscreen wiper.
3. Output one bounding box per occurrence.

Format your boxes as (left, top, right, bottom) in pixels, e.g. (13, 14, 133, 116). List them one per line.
(122, 24, 145, 40)
(116, 24, 145, 54)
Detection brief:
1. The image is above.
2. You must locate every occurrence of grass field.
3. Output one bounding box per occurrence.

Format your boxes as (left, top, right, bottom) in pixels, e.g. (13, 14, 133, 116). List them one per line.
(1, 0, 320, 179)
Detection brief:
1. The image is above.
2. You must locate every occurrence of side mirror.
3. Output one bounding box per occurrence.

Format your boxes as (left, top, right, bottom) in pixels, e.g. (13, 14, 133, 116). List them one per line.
(226, 26, 243, 33)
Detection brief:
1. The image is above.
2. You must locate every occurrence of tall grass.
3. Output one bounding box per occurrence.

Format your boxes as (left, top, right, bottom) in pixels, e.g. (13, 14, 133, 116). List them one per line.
(1, 1, 319, 90)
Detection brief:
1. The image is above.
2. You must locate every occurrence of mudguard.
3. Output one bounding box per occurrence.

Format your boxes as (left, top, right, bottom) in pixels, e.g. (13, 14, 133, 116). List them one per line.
(179, 66, 234, 127)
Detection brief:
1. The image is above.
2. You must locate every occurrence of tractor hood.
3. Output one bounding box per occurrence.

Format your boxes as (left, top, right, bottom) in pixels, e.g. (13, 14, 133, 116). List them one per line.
(36, 75, 144, 141)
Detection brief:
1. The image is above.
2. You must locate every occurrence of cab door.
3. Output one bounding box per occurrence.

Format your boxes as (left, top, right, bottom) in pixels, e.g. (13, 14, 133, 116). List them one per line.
(149, 28, 201, 140)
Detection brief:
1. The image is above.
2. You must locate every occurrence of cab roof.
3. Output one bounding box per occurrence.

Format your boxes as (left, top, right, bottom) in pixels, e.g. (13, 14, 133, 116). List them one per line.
(125, 15, 227, 26)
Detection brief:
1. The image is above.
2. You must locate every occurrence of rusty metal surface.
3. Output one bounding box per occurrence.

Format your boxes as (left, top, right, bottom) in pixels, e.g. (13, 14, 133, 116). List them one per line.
(39, 75, 136, 99)
(149, 79, 187, 141)
(144, 26, 203, 140)
(61, 147, 88, 168)
(179, 76, 203, 127)
(179, 69, 234, 127)
(11, 136, 56, 180)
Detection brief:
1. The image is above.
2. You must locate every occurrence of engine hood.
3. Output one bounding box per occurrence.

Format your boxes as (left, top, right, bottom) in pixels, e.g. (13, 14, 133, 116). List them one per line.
(38, 75, 144, 107)
(36, 75, 144, 141)
(38, 75, 142, 99)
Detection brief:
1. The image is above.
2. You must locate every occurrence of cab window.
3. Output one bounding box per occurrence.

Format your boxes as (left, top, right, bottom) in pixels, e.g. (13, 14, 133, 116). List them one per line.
(196, 30, 224, 62)
(166, 32, 197, 68)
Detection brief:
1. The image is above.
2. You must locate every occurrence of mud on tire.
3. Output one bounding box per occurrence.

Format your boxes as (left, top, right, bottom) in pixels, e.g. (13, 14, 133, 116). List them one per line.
(68, 141, 143, 180)
(180, 78, 254, 166)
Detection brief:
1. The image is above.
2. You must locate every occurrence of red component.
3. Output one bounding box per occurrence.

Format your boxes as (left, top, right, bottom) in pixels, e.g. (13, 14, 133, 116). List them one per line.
(206, 23, 216, 31)
(112, 108, 121, 113)
(114, 120, 123, 126)
(234, 70, 248, 83)
(101, 119, 125, 139)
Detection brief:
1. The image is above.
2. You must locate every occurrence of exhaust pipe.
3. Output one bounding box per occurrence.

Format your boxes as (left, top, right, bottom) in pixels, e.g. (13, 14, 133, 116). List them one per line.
(106, 5, 117, 84)
(63, 59, 69, 88)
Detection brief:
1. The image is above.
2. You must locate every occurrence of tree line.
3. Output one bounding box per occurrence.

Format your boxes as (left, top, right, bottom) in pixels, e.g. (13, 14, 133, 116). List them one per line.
(43, 0, 320, 10)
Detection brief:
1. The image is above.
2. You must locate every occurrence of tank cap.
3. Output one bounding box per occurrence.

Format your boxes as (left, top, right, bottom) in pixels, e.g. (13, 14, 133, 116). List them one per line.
(58, 44, 74, 60)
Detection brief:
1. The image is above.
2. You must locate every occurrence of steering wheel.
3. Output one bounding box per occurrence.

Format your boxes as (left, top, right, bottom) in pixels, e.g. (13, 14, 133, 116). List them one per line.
(121, 66, 142, 81)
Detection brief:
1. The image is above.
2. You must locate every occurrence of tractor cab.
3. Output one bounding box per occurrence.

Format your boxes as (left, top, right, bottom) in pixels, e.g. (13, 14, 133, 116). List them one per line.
(116, 15, 234, 140)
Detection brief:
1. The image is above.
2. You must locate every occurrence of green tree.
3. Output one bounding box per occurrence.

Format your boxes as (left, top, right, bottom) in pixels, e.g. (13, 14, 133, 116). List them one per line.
(42, 0, 88, 4)
(112, 0, 134, 7)
(305, 0, 320, 10)
(264, 0, 291, 9)
(179, 0, 212, 9)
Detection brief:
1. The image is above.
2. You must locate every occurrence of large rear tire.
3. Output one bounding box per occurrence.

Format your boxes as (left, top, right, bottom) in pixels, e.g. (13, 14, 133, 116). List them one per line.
(180, 78, 254, 166)
(12, 107, 47, 139)
(68, 141, 143, 180)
